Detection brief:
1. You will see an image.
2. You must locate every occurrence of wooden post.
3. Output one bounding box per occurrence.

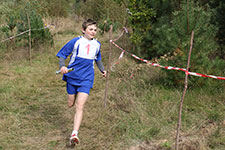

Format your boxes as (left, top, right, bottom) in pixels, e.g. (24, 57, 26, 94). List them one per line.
(103, 25, 113, 108)
(175, 31, 194, 150)
(186, 0, 190, 33)
(26, 12, 32, 64)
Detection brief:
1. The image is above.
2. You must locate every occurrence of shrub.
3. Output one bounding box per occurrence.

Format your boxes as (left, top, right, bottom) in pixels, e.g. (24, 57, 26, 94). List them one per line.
(73, 0, 127, 33)
(160, 1, 225, 87)
(0, 1, 53, 50)
(17, 8, 53, 47)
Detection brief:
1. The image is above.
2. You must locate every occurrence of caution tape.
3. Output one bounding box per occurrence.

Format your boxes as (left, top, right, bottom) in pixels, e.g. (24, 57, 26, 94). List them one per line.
(110, 50, 125, 71)
(110, 40, 225, 80)
(110, 27, 128, 71)
(112, 27, 129, 42)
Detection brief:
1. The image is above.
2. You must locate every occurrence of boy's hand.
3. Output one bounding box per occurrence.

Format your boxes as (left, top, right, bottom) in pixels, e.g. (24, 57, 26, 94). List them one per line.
(102, 70, 107, 77)
(60, 66, 68, 74)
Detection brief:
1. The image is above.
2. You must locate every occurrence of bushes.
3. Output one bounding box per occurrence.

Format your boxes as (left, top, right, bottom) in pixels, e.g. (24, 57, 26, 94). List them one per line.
(127, 0, 171, 59)
(73, 0, 127, 33)
(126, 0, 225, 87)
(0, 1, 53, 54)
(209, 1, 225, 59)
(17, 9, 53, 47)
(159, 1, 225, 87)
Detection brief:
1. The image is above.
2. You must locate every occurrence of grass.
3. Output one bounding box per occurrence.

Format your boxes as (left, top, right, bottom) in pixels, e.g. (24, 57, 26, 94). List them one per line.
(0, 17, 225, 150)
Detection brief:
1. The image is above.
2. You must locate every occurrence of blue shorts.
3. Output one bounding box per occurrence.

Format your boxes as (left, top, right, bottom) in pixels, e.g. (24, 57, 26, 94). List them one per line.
(66, 83, 91, 95)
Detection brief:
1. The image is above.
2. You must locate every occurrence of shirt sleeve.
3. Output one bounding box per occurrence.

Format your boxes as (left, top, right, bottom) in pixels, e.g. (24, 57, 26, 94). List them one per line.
(56, 38, 78, 59)
(96, 60, 105, 73)
(95, 41, 102, 61)
(59, 57, 66, 69)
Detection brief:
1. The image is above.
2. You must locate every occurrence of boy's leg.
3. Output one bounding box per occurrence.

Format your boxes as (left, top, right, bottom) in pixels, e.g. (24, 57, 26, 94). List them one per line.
(69, 84, 91, 145)
(73, 92, 89, 131)
(70, 92, 88, 145)
(68, 94, 75, 107)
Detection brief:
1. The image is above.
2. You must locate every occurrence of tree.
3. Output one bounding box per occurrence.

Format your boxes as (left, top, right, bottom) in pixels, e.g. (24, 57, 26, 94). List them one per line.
(127, 0, 173, 59)
(73, 0, 128, 33)
(209, 0, 225, 59)
(0, 1, 52, 50)
(158, 1, 224, 86)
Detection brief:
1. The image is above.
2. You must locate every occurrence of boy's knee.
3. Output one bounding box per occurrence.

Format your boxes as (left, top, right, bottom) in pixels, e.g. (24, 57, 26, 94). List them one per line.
(75, 102, 85, 111)
(68, 101, 74, 107)
(75, 92, 88, 111)
(68, 95, 75, 107)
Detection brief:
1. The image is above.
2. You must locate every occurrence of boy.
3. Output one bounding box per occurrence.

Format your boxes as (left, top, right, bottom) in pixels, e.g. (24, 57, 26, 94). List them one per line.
(56, 19, 106, 146)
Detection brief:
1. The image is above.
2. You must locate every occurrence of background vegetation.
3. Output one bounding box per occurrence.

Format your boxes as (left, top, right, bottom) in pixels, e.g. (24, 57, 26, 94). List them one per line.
(0, 0, 224, 150)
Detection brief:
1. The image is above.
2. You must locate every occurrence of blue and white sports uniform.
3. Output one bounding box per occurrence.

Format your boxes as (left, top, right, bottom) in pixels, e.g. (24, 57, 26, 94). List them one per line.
(56, 36, 102, 91)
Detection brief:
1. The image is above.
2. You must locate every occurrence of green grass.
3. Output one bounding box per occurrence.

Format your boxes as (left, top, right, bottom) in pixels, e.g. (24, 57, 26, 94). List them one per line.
(0, 18, 225, 150)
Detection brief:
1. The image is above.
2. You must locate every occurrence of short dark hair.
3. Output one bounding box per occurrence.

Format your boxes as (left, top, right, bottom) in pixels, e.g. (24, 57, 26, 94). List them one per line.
(82, 19, 97, 31)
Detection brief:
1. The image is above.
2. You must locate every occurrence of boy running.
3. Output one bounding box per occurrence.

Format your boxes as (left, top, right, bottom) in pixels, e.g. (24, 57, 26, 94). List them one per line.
(56, 19, 106, 146)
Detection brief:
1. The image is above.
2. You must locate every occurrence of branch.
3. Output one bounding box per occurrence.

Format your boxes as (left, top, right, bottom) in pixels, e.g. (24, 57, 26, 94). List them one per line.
(175, 30, 194, 150)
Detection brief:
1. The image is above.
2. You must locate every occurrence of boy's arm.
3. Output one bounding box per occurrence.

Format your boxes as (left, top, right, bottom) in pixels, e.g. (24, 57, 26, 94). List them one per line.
(96, 60, 104, 73)
(59, 57, 68, 74)
(96, 60, 107, 77)
(59, 57, 66, 69)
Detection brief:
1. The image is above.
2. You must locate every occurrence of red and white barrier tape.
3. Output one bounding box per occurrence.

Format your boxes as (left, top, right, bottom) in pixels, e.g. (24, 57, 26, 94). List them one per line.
(112, 27, 128, 42)
(110, 50, 125, 71)
(110, 27, 128, 71)
(110, 40, 225, 80)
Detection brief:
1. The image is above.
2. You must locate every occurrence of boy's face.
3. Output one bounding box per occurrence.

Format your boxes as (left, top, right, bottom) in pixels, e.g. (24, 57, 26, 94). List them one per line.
(82, 24, 97, 40)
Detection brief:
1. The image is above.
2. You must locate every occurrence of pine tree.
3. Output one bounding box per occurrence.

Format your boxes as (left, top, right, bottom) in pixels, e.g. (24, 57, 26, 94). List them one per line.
(209, 0, 225, 59)
(159, 0, 224, 86)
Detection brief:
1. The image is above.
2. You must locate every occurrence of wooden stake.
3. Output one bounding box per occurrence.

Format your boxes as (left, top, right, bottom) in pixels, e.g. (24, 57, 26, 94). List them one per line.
(175, 31, 194, 150)
(103, 25, 113, 107)
(26, 12, 32, 64)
